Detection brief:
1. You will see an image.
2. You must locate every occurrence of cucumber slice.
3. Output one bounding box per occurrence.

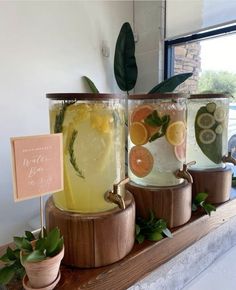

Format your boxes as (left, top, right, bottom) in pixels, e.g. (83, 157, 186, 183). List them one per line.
(215, 124, 223, 134)
(206, 102, 216, 113)
(197, 113, 215, 129)
(214, 106, 226, 122)
(199, 129, 216, 144)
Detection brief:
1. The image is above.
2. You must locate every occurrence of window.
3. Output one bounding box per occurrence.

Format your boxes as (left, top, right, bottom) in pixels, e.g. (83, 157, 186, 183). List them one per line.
(164, 24, 236, 163)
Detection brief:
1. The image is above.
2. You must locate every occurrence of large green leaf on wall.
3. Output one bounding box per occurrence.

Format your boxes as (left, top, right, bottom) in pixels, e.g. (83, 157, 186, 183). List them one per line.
(148, 73, 193, 94)
(114, 22, 138, 93)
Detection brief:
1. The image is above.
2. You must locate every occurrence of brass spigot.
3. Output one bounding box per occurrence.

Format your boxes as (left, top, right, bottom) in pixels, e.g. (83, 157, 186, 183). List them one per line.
(175, 161, 196, 183)
(104, 177, 130, 210)
(222, 151, 236, 165)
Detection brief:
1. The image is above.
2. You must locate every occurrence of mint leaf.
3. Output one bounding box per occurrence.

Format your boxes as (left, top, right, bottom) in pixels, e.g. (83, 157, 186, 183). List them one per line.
(136, 234, 145, 244)
(203, 203, 216, 216)
(195, 192, 208, 204)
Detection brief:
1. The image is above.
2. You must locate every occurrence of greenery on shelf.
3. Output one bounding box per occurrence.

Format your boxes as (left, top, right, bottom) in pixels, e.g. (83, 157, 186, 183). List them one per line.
(135, 211, 173, 244)
(192, 192, 216, 216)
(0, 227, 63, 286)
(232, 176, 236, 187)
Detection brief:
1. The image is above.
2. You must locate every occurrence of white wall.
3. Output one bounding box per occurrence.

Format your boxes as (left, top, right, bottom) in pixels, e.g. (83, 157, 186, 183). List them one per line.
(0, 0, 133, 245)
(134, 0, 164, 93)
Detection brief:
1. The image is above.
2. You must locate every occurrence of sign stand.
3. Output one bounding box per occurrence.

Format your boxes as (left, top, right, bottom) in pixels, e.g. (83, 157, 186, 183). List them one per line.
(40, 196, 44, 238)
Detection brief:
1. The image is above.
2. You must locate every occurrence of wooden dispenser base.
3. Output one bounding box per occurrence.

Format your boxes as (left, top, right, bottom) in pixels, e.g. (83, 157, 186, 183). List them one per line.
(45, 191, 135, 268)
(126, 181, 192, 228)
(189, 166, 232, 204)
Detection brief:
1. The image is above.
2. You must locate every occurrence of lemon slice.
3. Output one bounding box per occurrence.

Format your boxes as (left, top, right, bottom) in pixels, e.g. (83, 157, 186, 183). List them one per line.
(197, 113, 215, 129)
(130, 122, 149, 145)
(199, 129, 216, 144)
(214, 106, 226, 122)
(166, 121, 185, 146)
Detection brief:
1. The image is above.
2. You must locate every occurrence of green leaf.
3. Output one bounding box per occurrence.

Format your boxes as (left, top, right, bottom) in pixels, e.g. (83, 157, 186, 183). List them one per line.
(0, 252, 10, 263)
(114, 22, 138, 92)
(195, 106, 222, 164)
(6, 247, 16, 261)
(25, 250, 45, 262)
(135, 224, 140, 236)
(0, 265, 15, 285)
(232, 176, 236, 187)
(203, 203, 216, 216)
(35, 237, 46, 251)
(45, 227, 61, 256)
(147, 231, 163, 242)
(194, 192, 208, 205)
(136, 234, 145, 244)
(25, 231, 35, 241)
(14, 237, 32, 251)
(148, 73, 193, 94)
(82, 76, 99, 93)
(47, 237, 64, 257)
(162, 228, 173, 238)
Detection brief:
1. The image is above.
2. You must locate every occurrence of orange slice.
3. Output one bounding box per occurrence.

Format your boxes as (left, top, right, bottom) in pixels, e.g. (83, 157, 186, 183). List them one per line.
(166, 121, 186, 146)
(174, 139, 186, 162)
(129, 146, 154, 177)
(130, 122, 149, 145)
(131, 105, 153, 123)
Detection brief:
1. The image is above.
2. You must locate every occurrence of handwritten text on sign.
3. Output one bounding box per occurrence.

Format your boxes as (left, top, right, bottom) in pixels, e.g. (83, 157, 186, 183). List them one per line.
(11, 134, 63, 201)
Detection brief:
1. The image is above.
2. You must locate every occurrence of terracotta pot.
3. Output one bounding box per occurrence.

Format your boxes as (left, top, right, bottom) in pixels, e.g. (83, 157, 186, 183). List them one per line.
(22, 246, 64, 289)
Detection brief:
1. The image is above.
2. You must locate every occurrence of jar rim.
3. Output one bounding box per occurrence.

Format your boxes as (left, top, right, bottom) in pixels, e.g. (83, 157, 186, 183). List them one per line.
(189, 93, 230, 99)
(128, 93, 187, 100)
(46, 93, 124, 100)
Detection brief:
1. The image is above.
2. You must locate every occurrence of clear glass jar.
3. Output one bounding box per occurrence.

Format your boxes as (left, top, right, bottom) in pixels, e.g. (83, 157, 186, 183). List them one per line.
(186, 94, 229, 169)
(128, 93, 187, 186)
(47, 93, 125, 213)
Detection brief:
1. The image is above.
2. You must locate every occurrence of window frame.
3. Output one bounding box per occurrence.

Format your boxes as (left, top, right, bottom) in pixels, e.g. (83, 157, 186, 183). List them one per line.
(164, 24, 236, 79)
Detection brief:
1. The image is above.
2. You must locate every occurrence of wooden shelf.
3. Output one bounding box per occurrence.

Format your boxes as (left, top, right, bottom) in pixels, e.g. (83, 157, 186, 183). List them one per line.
(2, 189, 236, 290)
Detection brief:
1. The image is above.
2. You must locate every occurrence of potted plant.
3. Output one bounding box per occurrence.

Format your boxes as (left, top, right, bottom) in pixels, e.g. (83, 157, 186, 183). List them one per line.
(0, 227, 64, 290)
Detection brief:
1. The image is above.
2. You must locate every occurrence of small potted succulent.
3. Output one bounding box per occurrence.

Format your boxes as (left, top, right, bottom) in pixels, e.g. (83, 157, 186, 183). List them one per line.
(0, 227, 64, 290)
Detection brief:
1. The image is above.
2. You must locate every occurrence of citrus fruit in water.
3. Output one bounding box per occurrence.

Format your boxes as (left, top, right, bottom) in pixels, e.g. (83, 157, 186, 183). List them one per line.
(197, 113, 215, 129)
(214, 106, 226, 122)
(166, 121, 186, 146)
(129, 146, 154, 177)
(130, 122, 149, 145)
(131, 105, 153, 123)
(199, 129, 216, 144)
(174, 140, 186, 162)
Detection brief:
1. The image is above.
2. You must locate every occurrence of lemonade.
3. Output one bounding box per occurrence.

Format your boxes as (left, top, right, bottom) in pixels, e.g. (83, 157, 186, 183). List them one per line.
(47, 94, 125, 213)
(128, 94, 187, 186)
(186, 94, 229, 169)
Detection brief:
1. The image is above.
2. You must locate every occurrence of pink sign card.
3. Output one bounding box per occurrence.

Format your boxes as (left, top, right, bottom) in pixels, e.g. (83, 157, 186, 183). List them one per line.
(11, 133, 63, 201)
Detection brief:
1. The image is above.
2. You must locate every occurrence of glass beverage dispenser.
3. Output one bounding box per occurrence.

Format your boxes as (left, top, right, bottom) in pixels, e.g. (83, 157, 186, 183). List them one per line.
(128, 93, 190, 186)
(187, 93, 236, 204)
(126, 93, 193, 228)
(47, 93, 126, 213)
(187, 94, 234, 168)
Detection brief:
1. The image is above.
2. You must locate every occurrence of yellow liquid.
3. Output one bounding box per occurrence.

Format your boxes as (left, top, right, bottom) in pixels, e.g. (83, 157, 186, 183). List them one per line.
(49, 102, 125, 213)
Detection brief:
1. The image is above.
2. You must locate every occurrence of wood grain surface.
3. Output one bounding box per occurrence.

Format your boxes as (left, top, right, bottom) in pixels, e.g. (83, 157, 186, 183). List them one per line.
(2, 189, 236, 290)
(126, 181, 192, 228)
(190, 166, 232, 203)
(46, 191, 135, 268)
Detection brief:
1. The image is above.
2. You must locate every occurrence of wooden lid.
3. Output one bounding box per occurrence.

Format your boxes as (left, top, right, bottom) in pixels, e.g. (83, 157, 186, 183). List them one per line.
(128, 93, 187, 100)
(189, 93, 230, 99)
(46, 93, 124, 100)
